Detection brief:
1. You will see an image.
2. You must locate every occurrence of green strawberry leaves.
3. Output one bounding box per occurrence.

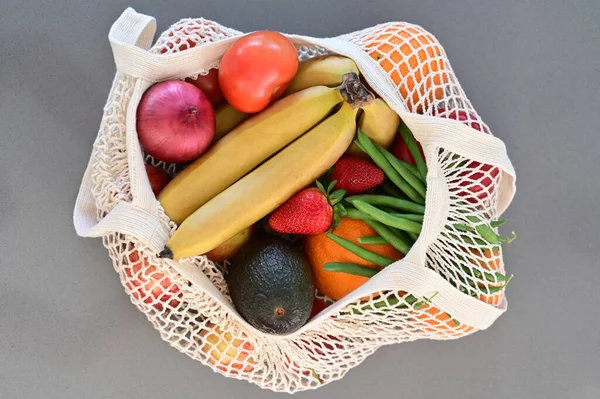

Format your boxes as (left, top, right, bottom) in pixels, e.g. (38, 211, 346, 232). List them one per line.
(316, 178, 346, 206)
(328, 189, 346, 206)
(327, 180, 337, 194)
(316, 180, 327, 195)
(334, 203, 348, 217)
(331, 203, 347, 231)
(315, 177, 348, 233)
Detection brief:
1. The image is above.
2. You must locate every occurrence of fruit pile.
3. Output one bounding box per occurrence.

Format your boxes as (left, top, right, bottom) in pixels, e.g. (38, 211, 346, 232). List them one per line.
(130, 30, 514, 341)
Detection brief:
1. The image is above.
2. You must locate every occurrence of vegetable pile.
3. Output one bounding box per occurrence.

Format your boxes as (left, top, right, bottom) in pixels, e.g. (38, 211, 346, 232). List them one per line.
(128, 28, 514, 357)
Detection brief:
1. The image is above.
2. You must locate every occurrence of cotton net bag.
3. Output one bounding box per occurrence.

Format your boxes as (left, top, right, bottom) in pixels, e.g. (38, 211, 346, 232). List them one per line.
(73, 7, 516, 393)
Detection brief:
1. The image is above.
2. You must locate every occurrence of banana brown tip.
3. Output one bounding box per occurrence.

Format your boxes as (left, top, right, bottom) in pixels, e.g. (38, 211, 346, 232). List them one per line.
(158, 247, 174, 259)
(338, 72, 375, 109)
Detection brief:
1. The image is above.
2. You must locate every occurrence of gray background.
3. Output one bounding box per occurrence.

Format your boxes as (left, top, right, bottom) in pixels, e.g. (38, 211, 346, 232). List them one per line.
(1, 0, 599, 398)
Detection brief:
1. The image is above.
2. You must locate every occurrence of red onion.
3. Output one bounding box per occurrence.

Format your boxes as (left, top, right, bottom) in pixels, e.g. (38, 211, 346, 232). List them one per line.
(137, 80, 215, 163)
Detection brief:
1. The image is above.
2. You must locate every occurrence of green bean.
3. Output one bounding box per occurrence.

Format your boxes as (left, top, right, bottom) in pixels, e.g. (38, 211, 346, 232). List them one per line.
(346, 206, 416, 247)
(444, 230, 489, 247)
(461, 264, 506, 283)
(452, 223, 475, 232)
(326, 233, 394, 267)
(454, 212, 515, 244)
(352, 293, 418, 313)
(359, 295, 402, 311)
(353, 140, 368, 154)
(395, 213, 424, 223)
(476, 224, 507, 245)
(398, 123, 428, 180)
(347, 296, 400, 314)
(363, 220, 412, 254)
(381, 181, 406, 198)
(397, 159, 423, 182)
(356, 130, 425, 204)
(351, 292, 445, 314)
(323, 262, 379, 277)
(358, 236, 388, 245)
(346, 194, 425, 214)
(344, 208, 374, 222)
(364, 210, 423, 223)
(353, 201, 423, 234)
(413, 292, 439, 310)
(408, 232, 420, 242)
(375, 143, 427, 197)
(310, 369, 323, 384)
(490, 219, 507, 228)
(395, 228, 416, 245)
(451, 254, 506, 283)
(455, 272, 506, 296)
(465, 214, 481, 223)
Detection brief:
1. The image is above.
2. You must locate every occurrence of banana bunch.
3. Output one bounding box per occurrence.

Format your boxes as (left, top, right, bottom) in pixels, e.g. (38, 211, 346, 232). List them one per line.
(159, 56, 400, 260)
(158, 85, 345, 225)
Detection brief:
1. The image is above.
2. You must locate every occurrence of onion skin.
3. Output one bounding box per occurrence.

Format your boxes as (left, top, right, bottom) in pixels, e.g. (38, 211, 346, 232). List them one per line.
(137, 81, 215, 163)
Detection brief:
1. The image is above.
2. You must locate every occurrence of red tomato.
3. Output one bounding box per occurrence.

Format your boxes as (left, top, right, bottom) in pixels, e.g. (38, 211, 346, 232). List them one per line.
(310, 298, 330, 319)
(390, 133, 425, 166)
(434, 108, 499, 203)
(186, 69, 224, 106)
(218, 31, 299, 113)
(145, 165, 171, 197)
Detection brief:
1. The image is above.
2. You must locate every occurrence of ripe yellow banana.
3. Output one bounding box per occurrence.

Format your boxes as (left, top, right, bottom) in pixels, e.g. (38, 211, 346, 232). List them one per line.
(160, 102, 360, 260)
(286, 55, 360, 94)
(214, 103, 250, 141)
(347, 98, 400, 157)
(158, 85, 344, 225)
(214, 55, 360, 140)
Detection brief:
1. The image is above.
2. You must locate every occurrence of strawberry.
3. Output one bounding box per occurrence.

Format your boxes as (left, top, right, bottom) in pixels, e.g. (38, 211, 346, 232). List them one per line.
(330, 155, 385, 195)
(269, 181, 346, 235)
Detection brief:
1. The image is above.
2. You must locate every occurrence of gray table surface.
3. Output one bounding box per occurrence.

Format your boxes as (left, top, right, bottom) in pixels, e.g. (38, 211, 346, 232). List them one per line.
(2, 0, 599, 398)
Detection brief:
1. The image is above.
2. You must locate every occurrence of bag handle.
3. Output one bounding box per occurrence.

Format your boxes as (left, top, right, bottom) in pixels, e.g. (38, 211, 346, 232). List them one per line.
(74, 8, 169, 247)
(109, 8, 239, 81)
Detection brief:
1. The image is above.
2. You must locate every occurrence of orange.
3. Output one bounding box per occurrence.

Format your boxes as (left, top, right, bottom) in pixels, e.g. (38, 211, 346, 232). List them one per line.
(468, 248, 504, 305)
(365, 24, 450, 113)
(413, 303, 475, 336)
(304, 218, 402, 300)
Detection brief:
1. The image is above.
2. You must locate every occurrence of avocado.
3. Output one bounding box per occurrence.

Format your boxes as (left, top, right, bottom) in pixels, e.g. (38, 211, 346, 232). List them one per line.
(227, 234, 315, 335)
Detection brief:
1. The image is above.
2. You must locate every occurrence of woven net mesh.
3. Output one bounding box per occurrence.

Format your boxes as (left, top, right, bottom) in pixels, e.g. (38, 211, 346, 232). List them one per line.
(86, 18, 507, 392)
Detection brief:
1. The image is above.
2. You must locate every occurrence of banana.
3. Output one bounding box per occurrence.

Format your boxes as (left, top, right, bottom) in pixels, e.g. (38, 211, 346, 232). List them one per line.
(214, 103, 250, 141)
(214, 55, 360, 139)
(158, 85, 344, 225)
(286, 55, 360, 94)
(161, 102, 360, 259)
(347, 98, 400, 157)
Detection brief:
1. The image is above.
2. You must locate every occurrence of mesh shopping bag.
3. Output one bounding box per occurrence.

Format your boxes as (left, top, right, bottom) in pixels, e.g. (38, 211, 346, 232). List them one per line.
(74, 7, 516, 393)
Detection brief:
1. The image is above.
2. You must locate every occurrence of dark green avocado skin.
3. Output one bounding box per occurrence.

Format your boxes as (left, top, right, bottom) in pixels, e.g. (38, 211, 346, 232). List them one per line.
(227, 234, 315, 335)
